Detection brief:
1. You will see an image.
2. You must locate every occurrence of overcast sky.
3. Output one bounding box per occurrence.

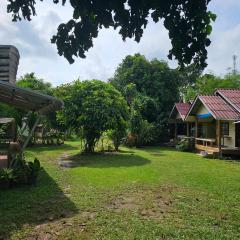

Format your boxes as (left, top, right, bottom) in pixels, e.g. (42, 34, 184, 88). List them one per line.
(1, 0, 240, 86)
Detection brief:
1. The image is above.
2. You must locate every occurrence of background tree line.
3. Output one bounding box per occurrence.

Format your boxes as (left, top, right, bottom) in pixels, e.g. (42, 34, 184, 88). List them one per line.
(1, 54, 239, 152)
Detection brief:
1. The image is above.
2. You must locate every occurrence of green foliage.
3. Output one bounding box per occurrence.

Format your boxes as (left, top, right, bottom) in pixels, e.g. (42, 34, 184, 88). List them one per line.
(110, 54, 181, 145)
(108, 120, 127, 151)
(55, 80, 128, 152)
(26, 158, 41, 184)
(7, 0, 214, 68)
(128, 106, 155, 147)
(185, 73, 240, 101)
(17, 73, 53, 95)
(176, 139, 190, 152)
(123, 83, 138, 106)
(0, 124, 8, 138)
(110, 54, 180, 120)
(0, 157, 41, 190)
(0, 169, 13, 190)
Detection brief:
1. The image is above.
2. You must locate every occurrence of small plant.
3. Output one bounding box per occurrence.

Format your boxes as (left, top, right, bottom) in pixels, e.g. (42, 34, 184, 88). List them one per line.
(0, 169, 13, 190)
(0, 124, 7, 139)
(176, 139, 190, 152)
(0, 155, 41, 190)
(27, 158, 41, 184)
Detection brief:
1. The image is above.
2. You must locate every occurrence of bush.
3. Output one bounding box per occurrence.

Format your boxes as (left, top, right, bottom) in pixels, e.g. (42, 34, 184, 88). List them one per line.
(107, 121, 127, 151)
(0, 157, 41, 190)
(0, 169, 13, 190)
(176, 139, 190, 152)
(124, 133, 136, 148)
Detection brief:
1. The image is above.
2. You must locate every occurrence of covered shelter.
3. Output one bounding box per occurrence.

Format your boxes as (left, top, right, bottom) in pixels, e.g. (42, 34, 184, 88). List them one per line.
(185, 95, 240, 155)
(0, 80, 63, 168)
(169, 102, 193, 140)
(0, 45, 63, 168)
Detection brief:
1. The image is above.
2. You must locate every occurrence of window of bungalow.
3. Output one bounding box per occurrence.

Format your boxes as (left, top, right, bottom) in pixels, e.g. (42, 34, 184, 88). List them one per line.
(221, 122, 229, 136)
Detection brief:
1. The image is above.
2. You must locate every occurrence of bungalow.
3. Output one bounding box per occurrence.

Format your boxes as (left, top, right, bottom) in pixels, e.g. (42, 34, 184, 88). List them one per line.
(170, 89, 240, 156)
(169, 102, 194, 140)
(185, 92, 240, 155)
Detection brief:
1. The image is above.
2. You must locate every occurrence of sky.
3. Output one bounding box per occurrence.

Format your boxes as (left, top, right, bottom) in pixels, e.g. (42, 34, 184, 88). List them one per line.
(0, 0, 240, 86)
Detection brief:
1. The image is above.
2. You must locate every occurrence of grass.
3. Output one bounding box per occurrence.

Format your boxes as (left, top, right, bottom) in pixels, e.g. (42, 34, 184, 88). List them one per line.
(1, 141, 240, 239)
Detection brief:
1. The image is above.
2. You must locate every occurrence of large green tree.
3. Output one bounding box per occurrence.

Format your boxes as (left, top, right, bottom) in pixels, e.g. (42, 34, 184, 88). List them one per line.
(7, 0, 215, 68)
(55, 80, 128, 152)
(110, 54, 182, 145)
(110, 54, 180, 121)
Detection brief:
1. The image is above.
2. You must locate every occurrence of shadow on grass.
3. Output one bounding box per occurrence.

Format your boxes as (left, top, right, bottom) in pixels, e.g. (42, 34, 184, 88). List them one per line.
(0, 168, 78, 239)
(118, 149, 135, 154)
(26, 143, 79, 153)
(67, 152, 151, 168)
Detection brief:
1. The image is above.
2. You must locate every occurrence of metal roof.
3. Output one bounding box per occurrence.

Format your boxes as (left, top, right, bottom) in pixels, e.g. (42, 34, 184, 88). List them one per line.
(194, 95, 239, 120)
(169, 102, 191, 120)
(0, 80, 63, 115)
(215, 89, 240, 112)
(176, 103, 191, 119)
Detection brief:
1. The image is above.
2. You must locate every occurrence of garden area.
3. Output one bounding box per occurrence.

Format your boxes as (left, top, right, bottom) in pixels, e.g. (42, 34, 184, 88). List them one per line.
(1, 52, 240, 240)
(1, 141, 240, 239)
(1, 1, 240, 239)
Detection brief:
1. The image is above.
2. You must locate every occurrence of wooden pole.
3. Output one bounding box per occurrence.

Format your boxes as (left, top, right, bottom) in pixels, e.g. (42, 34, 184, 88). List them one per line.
(175, 120, 177, 140)
(21, 116, 41, 151)
(217, 120, 222, 157)
(187, 122, 189, 137)
(195, 118, 198, 146)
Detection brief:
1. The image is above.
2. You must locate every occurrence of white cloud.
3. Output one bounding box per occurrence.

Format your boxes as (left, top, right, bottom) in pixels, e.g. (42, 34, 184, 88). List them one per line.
(206, 24, 240, 75)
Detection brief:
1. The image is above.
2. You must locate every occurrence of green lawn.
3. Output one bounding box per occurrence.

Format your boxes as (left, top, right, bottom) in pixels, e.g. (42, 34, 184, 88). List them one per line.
(1, 141, 240, 239)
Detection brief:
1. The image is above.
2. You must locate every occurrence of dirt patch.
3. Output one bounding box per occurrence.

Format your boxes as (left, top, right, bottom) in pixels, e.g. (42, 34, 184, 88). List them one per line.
(57, 153, 89, 168)
(106, 186, 175, 220)
(25, 211, 96, 240)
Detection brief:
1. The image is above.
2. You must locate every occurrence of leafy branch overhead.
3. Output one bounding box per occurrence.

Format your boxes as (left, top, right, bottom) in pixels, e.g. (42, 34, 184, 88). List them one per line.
(7, 0, 216, 68)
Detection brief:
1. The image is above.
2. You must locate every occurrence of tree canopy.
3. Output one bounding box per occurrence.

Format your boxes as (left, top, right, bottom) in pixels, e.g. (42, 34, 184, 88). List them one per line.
(7, 0, 215, 68)
(185, 73, 240, 101)
(109, 54, 183, 145)
(110, 54, 180, 120)
(17, 73, 53, 95)
(55, 80, 128, 152)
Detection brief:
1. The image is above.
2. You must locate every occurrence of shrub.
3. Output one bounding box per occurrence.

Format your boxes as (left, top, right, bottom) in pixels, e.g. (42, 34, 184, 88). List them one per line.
(176, 139, 190, 152)
(107, 121, 127, 151)
(55, 80, 128, 153)
(0, 157, 41, 190)
(124, 133, 136, 148)
(0, 169, 13, 190)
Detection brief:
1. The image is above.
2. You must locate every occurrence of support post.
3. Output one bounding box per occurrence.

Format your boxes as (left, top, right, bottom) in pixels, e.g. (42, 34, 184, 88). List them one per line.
(175, 120, 177, 140)
(187, 122, 189, 137)
(21, 115, 41, 152)
(195, 118, 198, 145)
(217, 120, 222, 157)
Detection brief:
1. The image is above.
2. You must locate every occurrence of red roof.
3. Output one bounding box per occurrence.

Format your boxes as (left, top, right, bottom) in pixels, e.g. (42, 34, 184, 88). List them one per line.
(175, 103, 191, 119)
(199, 95, 239, 120)
(216, 89, 240, 112)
